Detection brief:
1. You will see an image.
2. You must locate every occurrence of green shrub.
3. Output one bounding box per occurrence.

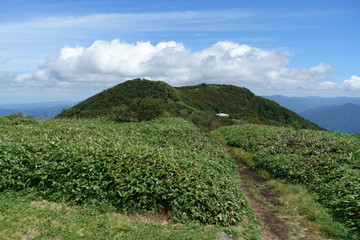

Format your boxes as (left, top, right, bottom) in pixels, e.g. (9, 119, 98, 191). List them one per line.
(0, 113, 37, 125)
(127, 97, 167, 122)
(214, 124, 360, 233)
(0, 118, 247, 226)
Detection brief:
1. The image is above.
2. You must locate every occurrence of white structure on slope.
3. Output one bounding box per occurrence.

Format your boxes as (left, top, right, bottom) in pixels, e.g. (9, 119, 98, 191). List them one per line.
(216, 113, 229, 117)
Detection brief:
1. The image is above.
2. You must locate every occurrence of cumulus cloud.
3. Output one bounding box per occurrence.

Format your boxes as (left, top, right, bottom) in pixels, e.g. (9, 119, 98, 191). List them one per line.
(343, 76, 360, 90)
(14, 39, 340, 93)
(308, 75, 360, 92)
(266, 63, 336, 89)
(17, 40, 279, 86)
(6, 39, 358, 98)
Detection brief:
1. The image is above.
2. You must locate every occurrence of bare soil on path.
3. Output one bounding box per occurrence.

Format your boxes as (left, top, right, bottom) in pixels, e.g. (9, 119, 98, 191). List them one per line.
(232, 155, 290, 240)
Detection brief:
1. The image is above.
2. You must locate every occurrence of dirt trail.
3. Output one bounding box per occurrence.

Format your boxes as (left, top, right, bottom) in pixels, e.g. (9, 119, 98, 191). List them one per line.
(233, 156, 289, 240)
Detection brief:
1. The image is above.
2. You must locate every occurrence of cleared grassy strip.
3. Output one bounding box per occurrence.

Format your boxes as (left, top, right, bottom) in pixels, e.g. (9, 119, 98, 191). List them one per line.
(214, 125, 360, 234)
(0, 190, 259, 240)
(267, 179, 358, 240)
(0, 116, 247, 226)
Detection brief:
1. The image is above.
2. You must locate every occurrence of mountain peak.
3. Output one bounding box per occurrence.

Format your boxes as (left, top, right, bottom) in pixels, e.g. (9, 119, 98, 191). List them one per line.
(57, 79, 321, 130)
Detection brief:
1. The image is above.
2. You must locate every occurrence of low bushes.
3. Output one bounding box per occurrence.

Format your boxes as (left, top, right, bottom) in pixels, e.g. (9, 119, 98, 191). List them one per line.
(0, 117, 247, 225)
(214, 124, 360, 233)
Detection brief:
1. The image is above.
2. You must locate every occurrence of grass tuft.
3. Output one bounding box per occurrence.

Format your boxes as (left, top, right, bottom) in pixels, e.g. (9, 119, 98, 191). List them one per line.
(0, 190, 259, 240)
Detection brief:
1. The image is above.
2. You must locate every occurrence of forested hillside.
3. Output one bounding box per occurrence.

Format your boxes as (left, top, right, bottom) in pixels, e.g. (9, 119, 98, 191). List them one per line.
(57, 79, 321, 130)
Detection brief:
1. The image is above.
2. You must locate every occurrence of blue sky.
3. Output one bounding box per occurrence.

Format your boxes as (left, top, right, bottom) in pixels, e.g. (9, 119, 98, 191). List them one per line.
(0, 0, 359, 103)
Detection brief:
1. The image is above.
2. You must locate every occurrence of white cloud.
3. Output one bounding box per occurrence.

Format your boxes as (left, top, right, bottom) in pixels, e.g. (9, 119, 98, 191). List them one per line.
(309, 75, 360, 92)
(266, 63, 336, 89)
(0, 9, 348, 77)
(0, 9, 259, 73)
(2, 39, 356, 98)
(0, 8, 331, 74)
(14, 40, 336, 90)
(343, 76, 360, 90)
(12, 40, 288, 87)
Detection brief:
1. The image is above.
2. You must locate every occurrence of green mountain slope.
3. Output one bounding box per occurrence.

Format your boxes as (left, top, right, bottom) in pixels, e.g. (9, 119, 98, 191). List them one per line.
(58, 79, 180, 118)
(57, 79, 321, 130)
(178, 83, 320, 129)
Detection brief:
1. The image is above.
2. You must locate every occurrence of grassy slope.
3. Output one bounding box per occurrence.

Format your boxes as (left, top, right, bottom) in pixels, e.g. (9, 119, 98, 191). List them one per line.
(214, 124, 360, 235)
(267, 179, 358, 240)
(57, 79, 182, 119)
(57, 79, 321, 130)
(1, 115, 358, 239)
(178, 83, 320, 129)
(0, 191, 259, 240)
(0, 116, 247, 226)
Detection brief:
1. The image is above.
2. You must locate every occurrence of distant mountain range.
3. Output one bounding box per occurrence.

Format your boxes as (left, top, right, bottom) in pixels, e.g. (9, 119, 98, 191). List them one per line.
(264, 95, 360, 114)
(264, 96, 360, 134)
(0, 101, 77, 119)
(57, 79, 321, 130)
(302, 104, 360, 134)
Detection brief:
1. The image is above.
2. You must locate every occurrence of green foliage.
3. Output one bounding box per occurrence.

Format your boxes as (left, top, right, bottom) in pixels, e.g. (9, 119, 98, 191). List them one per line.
(0, 118, 247, 226)
(106, 98, 167, 122)
(178, 83, 320, 130)
(57, 79, 321, 130)
(127, 97, 167, 122)
(57, 79, 179, 119)
(0, 113, 37, 125)
(189, 113, 236, 131)
(214, 125, 360, 234)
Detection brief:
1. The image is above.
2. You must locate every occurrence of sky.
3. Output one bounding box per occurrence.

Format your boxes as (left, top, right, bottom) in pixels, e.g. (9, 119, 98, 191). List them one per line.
(0, 0, 359, 103)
